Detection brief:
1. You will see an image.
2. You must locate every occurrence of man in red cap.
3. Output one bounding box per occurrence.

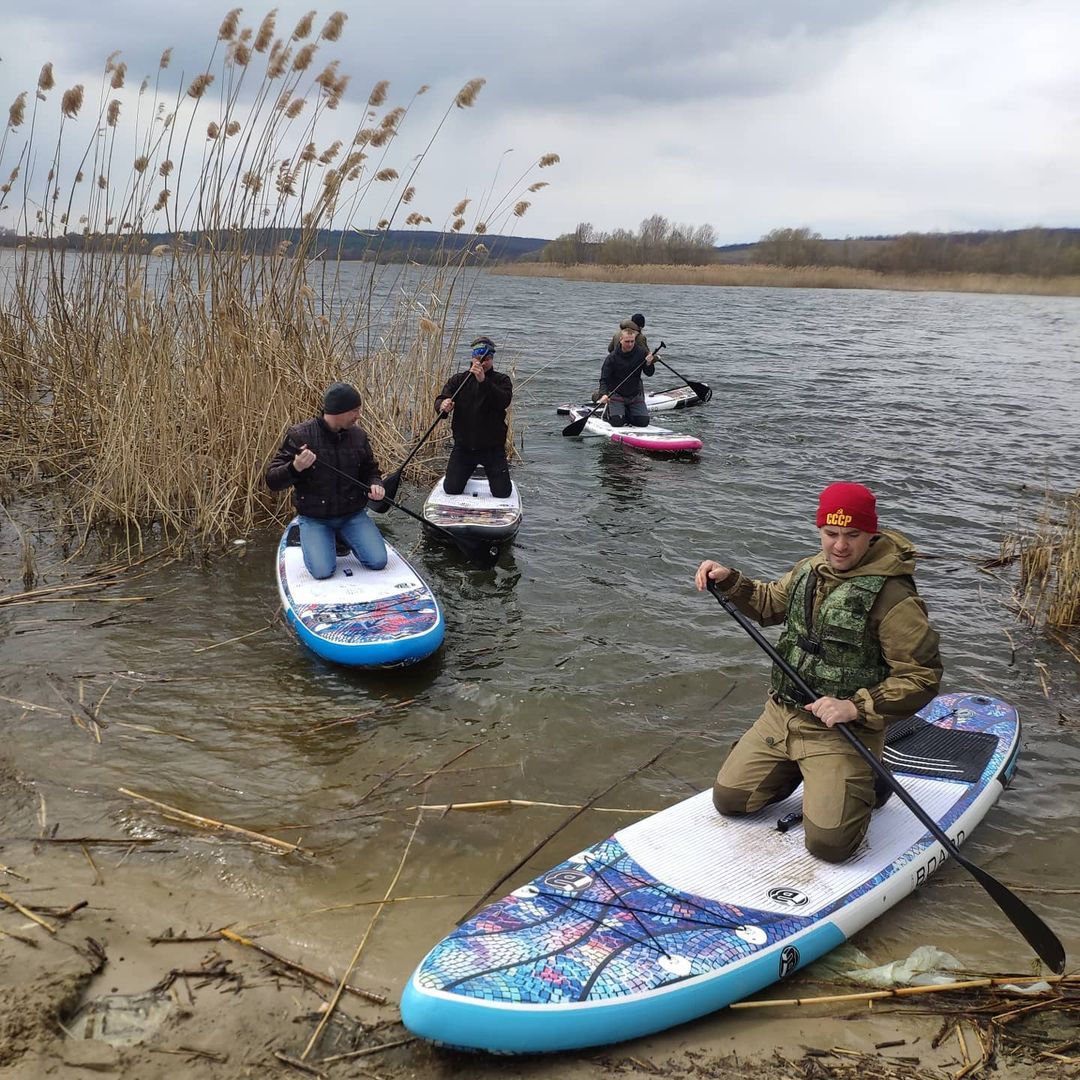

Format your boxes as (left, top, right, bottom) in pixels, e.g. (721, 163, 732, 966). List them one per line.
(693, 482, 942, 862)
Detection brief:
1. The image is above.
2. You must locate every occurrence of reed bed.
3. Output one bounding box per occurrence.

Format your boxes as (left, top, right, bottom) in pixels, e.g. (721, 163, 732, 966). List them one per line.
(492, 261, 1080, 297)
(1000, 493, 1080, 635)
(0, 10, 557, 558)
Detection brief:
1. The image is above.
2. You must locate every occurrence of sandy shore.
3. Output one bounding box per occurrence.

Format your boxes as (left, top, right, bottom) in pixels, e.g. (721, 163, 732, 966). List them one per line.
(2, 751, 1073, 1080)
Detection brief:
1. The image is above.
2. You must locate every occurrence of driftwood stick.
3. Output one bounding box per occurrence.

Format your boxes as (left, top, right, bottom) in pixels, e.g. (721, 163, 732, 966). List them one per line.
(118, 788, 299, 852)
(0, 864, 30, 882)
(1, 836, 162, 845)
(457, 742, 675, 924)
(273, 1050, 326, 1078)
(301, 802, 427, 1060)
(0, 889, 58, 934)
(193, 624, 273, 653)
(319, 1036, 415, 1064)
(729, 974, 1077, 1009)
(305, 698, 414, 735)
(415, 798, 656, 814)
(407, 742, 482, 790)
(351, 752, 423, 806)
(111, 721, 196, 743)
(217, 929, 387, 1004)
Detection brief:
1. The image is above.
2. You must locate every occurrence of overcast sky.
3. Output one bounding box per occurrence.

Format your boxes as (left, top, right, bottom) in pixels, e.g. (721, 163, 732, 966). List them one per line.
(3, 0, 1079, 242)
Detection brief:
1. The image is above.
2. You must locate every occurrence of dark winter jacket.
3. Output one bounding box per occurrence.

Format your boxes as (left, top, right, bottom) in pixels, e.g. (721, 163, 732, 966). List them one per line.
(265, 416, 382, 519)
(600, 343, 655, 399)
(435, 369, 513, 451)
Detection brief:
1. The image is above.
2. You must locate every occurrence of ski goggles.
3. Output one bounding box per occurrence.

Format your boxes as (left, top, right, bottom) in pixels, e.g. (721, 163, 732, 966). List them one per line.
(471, 344, 493, 359)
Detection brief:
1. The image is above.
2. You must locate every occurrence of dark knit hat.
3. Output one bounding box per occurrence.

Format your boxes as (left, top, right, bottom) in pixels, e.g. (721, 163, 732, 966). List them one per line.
(816, 482, 878, 533)
(323, 381, 361, 415)
(470, 336, 496, 356)
(630, 313, 645, 329)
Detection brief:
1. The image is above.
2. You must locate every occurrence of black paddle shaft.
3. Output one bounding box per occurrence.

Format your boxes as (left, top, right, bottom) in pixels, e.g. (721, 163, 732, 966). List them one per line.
(706, 579, 1066, 974)
(378, 370, 476, 505)
(561, 343, 666, 436)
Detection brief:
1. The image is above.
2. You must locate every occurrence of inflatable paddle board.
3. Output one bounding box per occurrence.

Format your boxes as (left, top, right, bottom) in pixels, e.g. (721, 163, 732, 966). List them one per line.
(422, 467, 522, 548)
(276, 520, 443, 667)
(557, 385, 706, 416)
(402, 693, 1019, 1052)
(566, 406, 703, 454)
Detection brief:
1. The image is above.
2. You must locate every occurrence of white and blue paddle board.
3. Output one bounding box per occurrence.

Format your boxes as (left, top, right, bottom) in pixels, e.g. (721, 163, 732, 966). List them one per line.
(422, 468, 522, 547)
(276, 519, 443, 667)
(401, 693, 1020, 1052)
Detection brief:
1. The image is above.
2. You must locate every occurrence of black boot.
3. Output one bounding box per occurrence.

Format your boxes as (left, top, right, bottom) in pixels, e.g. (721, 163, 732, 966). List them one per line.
(873, 769, 893, 809)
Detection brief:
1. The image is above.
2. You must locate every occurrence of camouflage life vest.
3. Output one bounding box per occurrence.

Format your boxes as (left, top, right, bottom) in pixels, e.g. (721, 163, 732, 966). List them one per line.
(770, 563, 890, 704)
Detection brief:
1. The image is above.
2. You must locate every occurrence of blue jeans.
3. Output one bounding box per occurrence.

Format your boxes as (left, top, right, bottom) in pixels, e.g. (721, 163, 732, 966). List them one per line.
(606, 394, 649, 427)
(298, 511, 388, 579)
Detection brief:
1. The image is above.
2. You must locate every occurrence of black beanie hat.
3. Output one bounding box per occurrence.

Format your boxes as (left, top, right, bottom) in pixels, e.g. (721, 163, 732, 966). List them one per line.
(323, 381, 361, 414)
(631, 313, 645, 329)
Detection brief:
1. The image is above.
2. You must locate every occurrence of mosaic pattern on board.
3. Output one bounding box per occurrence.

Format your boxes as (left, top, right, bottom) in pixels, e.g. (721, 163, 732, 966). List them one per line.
(416, 695, 1015, 1006)
(425, 506, 519, 527)
(419, 836, 813, 1004)
(292, 587, 438, 643)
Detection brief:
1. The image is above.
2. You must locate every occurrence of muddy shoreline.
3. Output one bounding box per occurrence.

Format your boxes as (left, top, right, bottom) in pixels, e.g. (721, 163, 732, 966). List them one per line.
(2, 752, 1074, 1080)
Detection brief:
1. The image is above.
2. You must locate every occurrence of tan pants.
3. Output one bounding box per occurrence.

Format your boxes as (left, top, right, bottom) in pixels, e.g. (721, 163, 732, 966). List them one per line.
(712, 696, 884, 863)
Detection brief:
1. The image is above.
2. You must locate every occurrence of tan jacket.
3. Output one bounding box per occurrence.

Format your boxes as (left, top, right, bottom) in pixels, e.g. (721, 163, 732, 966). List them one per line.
(717, 529, 943, 731)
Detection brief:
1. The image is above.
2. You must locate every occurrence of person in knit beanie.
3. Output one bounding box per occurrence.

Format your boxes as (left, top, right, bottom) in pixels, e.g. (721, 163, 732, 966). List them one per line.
(693, 482, 942, 864)
(606, 313, 649, 356)
(265, 382, 388, 579)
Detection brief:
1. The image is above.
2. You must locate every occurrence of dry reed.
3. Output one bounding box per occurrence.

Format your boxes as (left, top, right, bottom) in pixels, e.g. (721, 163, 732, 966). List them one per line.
(1001, 493, 1080, 634)
(0, 11, 557, 559)
(491, 261, 1080, 298)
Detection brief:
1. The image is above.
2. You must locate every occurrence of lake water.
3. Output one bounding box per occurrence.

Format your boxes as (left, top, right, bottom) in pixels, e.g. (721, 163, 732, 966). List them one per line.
(2, 267, 1079, 1025)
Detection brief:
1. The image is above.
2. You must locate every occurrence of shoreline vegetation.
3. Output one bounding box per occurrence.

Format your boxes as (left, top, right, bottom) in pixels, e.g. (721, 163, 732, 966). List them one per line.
(0, 9, 558, 559)
(490, 260, 1080, 297)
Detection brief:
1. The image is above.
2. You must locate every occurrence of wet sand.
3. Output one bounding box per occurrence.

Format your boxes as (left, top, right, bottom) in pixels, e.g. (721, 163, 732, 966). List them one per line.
(2, 757, 1072, 1080)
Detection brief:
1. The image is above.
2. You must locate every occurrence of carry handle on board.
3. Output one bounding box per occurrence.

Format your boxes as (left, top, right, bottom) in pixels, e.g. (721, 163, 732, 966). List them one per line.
(706, 579, 1066, 974)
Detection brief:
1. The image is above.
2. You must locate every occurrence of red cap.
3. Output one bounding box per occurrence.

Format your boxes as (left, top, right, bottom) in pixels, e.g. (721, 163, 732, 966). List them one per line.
(816, 482, 878, 533)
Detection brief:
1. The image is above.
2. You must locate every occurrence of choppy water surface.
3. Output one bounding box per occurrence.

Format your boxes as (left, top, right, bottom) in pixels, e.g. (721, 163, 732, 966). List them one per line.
(2, 271, 1079, 998)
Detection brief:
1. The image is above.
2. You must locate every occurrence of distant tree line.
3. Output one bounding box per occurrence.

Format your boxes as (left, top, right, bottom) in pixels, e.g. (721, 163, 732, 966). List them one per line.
(0, 227, 549, 264)
(540, 215, 718, 266)
(756, 226, 1080, 277)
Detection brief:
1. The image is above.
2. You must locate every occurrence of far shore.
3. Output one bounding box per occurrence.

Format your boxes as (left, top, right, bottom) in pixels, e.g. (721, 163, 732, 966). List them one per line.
(490, 261, 1080, 297)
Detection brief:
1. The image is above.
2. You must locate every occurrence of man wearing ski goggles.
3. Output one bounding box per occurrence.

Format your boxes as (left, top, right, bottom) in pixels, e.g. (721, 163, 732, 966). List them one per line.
(435, 336, 513, 498)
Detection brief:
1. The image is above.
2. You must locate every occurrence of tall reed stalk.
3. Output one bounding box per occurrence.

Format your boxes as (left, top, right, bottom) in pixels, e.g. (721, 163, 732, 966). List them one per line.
(0, 10, 557, 557)
(1001, 494, 1080, 633)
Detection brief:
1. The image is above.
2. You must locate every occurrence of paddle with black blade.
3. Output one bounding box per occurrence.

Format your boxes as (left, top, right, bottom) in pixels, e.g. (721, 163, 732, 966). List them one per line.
(284, 447, 501, 569)
(704, 578, 1067, 974)
(651, 340, 712, 403)
(561, 342, 666, 437)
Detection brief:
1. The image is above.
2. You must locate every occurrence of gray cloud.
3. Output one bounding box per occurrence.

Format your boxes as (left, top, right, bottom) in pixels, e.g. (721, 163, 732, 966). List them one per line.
(3, 0, 1078, 241)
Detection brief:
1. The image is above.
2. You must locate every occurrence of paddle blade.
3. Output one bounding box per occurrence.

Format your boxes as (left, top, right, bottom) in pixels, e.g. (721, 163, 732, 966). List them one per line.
(957, 853, 1067, 973)
(689, 381, 713, 403)
(371, 470, 401, 512)
(455, 535, 502, 569)
(561, 414, 590, 437)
